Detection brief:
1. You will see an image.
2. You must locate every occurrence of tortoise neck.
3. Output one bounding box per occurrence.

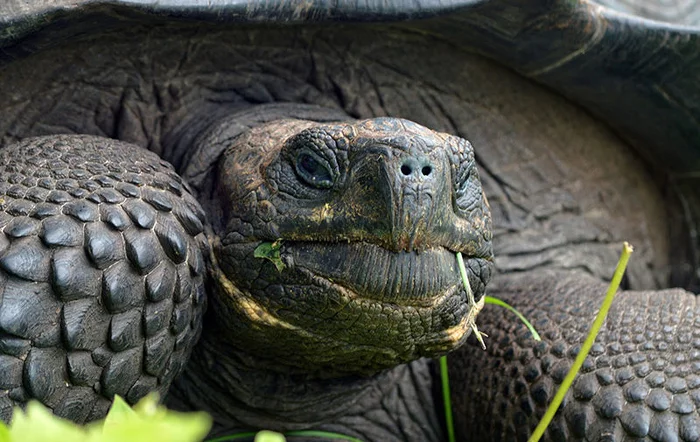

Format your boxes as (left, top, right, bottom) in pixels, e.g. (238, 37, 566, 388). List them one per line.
(165, 331, 410, 434)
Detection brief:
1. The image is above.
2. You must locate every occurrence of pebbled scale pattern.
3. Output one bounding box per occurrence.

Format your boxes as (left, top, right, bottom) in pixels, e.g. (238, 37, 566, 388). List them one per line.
(451, 273, 700, 442)
(0, 135, 207, 422)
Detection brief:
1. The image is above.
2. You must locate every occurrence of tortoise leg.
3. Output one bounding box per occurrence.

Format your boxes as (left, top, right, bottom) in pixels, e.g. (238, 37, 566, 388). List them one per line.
(0, 135, 207, 423)
(450, 270, 700, 441)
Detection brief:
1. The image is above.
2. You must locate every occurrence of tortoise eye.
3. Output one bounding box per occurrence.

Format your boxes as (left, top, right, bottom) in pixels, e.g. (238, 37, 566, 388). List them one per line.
(295, 152, 334, 189)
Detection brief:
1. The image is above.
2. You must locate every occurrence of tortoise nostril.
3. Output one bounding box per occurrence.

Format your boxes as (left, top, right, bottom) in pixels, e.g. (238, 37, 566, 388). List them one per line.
(400, 160, 434, 178)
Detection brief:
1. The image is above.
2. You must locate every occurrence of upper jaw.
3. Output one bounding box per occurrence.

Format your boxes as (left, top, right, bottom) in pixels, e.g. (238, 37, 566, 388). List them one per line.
(280, 240, 492, 307)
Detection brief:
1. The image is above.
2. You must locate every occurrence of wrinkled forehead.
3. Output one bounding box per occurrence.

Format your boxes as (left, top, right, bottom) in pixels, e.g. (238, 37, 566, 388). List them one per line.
(349, 118, 448, 154)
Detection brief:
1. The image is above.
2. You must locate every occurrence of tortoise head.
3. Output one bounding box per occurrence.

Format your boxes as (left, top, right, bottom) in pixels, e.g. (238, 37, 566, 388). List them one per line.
(206, 117, 493, 376)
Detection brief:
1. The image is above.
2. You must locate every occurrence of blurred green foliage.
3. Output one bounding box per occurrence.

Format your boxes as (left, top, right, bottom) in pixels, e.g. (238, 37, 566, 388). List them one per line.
(0, 394, 211, 442)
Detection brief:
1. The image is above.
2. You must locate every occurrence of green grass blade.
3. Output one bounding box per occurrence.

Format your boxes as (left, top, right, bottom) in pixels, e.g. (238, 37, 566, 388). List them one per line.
(484, 296, 541, 342)
(455, 253, 475, 307)
(455, 252, 487, 349)
(527, 242, 633, 442)
(439, 356, 456, 442)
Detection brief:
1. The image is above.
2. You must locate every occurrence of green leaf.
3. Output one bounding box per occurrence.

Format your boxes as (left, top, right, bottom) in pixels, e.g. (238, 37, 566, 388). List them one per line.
(103, 395, 137, 429)
(132, 393, 166, 419)
(3, 394, 212, 442)
(95, 395, 212, 442)
(93, 417, 211, 442)
(10, 402, 88, 442)
(254, 240, 285, 272)
(0, 420, 10, 442)
(254, 430, 286, 442)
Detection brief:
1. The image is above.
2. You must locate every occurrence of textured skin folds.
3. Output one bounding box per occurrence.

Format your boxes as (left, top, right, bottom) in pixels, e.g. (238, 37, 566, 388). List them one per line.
(0, 135, 207, 422)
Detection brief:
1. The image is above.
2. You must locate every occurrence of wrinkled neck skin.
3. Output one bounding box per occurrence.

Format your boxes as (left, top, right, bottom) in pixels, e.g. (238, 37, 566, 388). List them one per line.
(166, 330, 444, 440)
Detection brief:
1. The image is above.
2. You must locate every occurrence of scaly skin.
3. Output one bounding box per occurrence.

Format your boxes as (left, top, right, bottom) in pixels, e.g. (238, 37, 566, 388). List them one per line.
(0, 135, 207, 421)
(453, 271, 700, 441)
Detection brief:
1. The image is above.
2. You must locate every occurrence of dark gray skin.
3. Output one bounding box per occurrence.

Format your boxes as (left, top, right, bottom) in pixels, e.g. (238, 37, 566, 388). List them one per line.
(0, 1, 700, 441)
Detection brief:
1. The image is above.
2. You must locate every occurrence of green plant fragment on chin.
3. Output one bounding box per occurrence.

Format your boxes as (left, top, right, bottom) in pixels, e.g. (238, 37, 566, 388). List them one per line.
(254, 240, 286, 272)
(102, 395, 138, 429)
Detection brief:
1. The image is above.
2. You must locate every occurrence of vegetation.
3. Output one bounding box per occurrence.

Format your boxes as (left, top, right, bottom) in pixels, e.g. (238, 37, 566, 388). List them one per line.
(0, 394, 210, 442)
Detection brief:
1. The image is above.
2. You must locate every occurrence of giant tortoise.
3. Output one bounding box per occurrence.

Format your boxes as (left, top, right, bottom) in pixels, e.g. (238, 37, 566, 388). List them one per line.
(0, 0, 699, 441)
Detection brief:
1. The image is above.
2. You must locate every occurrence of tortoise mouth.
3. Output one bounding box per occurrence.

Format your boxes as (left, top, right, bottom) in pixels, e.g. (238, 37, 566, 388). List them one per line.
(212, 239, 492, 372)
(282, 241, 490, 307)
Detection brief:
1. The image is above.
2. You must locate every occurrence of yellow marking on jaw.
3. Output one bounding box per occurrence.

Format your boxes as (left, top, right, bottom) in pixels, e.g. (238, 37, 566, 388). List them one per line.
(208, 236, 300, 331)
(213, 265, 299, 330)
(443, 296, 485, 345)
(443, 316, 470, 344)
(311, 203, 334, 223)
(236, 297, 298, 330)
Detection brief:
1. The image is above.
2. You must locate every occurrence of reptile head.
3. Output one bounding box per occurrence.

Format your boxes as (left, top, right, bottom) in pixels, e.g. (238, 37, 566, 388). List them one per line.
(208, 117, 493, 376)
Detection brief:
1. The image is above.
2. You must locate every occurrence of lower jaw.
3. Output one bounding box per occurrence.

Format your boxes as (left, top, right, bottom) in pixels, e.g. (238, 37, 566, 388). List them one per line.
(300, 268, 479, 352)
(213, 240, 486, 374)
(215, 269, 479, 375)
